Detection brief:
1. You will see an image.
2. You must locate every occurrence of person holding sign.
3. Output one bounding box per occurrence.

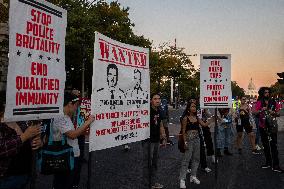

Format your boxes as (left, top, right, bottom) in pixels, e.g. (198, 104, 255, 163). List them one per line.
(142, 93, 166, 189)
(179, 102, 214, 188)
(52, 92, 95, 189)
(216, 108, 234, 157)
(0, 94, 42, 189)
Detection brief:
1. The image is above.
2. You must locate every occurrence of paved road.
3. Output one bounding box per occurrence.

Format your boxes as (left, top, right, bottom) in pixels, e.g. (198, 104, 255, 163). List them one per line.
(35, 107, 284, 189)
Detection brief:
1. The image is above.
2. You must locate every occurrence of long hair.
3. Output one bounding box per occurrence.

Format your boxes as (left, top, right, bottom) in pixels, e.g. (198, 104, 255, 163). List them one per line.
(183, 101, 197, 117)
(258, 87, 271, 100)
(257, 87, 275, 110)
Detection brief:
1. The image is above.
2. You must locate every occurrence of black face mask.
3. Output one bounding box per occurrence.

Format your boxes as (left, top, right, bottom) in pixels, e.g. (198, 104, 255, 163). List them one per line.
(264, 96, 269, 100)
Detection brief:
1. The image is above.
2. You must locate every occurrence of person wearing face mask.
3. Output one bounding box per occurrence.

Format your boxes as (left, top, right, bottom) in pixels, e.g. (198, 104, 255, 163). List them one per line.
(255, 87, 283, 173)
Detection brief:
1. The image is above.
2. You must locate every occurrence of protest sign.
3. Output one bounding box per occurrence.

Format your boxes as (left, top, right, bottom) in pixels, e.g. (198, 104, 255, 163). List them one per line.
(75, 98, 91, 128)
(90, 32, 150, 151)
(200, 54, 232, 108)
(4, 0, 67, 121)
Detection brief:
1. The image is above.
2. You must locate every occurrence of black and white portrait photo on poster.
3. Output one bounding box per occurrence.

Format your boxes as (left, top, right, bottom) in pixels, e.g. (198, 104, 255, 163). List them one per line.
(90, 32, 150, 151)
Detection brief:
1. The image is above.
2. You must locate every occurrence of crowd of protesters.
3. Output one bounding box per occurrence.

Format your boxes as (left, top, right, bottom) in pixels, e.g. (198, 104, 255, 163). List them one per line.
(0, 86, 283, 189)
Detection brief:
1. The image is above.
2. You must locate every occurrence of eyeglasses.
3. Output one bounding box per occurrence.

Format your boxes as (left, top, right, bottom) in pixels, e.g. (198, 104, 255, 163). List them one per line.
(264, 91, 270, 94)
(241, 98, 246, 101)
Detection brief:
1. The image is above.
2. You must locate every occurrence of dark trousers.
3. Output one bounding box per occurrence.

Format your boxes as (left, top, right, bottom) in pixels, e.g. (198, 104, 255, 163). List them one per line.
(53, 157, 80, 189)
(202, 126, 214, 156)
(259, 127, 279, 167)
(142, 140, 159, 189)
(78, 135, 85, 160)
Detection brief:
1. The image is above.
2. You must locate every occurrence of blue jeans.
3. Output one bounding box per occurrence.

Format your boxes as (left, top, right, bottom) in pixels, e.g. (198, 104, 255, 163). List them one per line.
(217, 124, 232, 149)
(0, 175, 29, 189)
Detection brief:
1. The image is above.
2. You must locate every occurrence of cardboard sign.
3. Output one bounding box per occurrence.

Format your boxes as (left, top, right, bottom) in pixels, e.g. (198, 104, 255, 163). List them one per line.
(200, 54, 232, 108)
(90, 32, 150, 151)
(4, 0, 67, 121)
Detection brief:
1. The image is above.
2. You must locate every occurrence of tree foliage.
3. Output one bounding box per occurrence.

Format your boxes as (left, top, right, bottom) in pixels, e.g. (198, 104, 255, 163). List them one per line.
(47, 0, 151, 94)
(271, 81, 284, 98)
(231, 81, 245, 98)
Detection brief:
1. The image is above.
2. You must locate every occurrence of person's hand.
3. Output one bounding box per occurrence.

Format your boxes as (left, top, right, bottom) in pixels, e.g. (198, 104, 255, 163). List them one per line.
(31, 136, 43, 150)
(85, 115, 95, 126)
(21, 125, 41, 142)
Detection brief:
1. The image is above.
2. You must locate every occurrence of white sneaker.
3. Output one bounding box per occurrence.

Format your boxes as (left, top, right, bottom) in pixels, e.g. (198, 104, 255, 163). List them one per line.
(256, 145, 261, 151)
(186, 169, 191, 174)
(190, 176, 200, 185)
(180, 179, 186, 189)
(204, 167, 212, 173)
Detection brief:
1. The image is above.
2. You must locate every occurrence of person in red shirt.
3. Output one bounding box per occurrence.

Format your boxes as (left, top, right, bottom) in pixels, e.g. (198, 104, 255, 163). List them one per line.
(254, 87, 283, 173)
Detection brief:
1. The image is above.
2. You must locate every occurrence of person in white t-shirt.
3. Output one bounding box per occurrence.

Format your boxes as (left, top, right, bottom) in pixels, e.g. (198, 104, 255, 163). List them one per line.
(52, 92, 94, 189)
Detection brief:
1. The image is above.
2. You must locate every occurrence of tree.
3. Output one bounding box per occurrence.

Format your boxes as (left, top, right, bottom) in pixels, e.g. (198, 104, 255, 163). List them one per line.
(149, 43, 196, 99)
(271, 81, 284, 98)
(46, 0, 152, 95)
(231, 81, 245, 98)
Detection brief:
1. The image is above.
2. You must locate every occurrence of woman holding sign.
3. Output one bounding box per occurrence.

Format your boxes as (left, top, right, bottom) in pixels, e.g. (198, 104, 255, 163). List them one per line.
(179, 102, 214, 188)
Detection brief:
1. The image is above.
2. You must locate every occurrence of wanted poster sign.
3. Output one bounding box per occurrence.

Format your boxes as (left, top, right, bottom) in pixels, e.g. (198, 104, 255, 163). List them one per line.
(5, 0, 67, 121)
(90, 32, 150, 151)
(200, 54, 232, 108)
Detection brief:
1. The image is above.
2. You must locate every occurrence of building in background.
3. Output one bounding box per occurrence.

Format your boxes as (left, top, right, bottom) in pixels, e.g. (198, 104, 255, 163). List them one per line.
(246, 78, 258, 99)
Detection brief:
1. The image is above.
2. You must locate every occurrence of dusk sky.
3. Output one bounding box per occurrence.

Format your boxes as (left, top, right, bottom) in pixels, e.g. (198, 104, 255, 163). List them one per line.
(108, 0, 284, 91)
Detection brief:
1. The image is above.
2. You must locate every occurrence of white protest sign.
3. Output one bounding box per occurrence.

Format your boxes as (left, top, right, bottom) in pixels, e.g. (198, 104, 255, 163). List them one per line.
(5, 0, 67, 121)
(90, 32, 150, 151)
(200, 54, 232, 108)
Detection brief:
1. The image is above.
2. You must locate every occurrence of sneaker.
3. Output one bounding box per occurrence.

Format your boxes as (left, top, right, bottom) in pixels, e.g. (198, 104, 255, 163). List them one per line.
(272, 166, 284, 173)
(203, 167, 212, 173)
(190, 176, 200, 185)
(261, 164, 271, 169)
(252, 149, 261, 155)
(180, 179, 186, 189)
(255, 145, 262, 151)
(124, 145, 130, 152)
(151, 183, 164, 189)
(187, 169, 191, 174)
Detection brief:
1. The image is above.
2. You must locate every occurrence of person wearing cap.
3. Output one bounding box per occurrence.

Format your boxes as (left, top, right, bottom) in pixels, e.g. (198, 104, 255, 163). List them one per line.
(52, 92, 95, 189)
